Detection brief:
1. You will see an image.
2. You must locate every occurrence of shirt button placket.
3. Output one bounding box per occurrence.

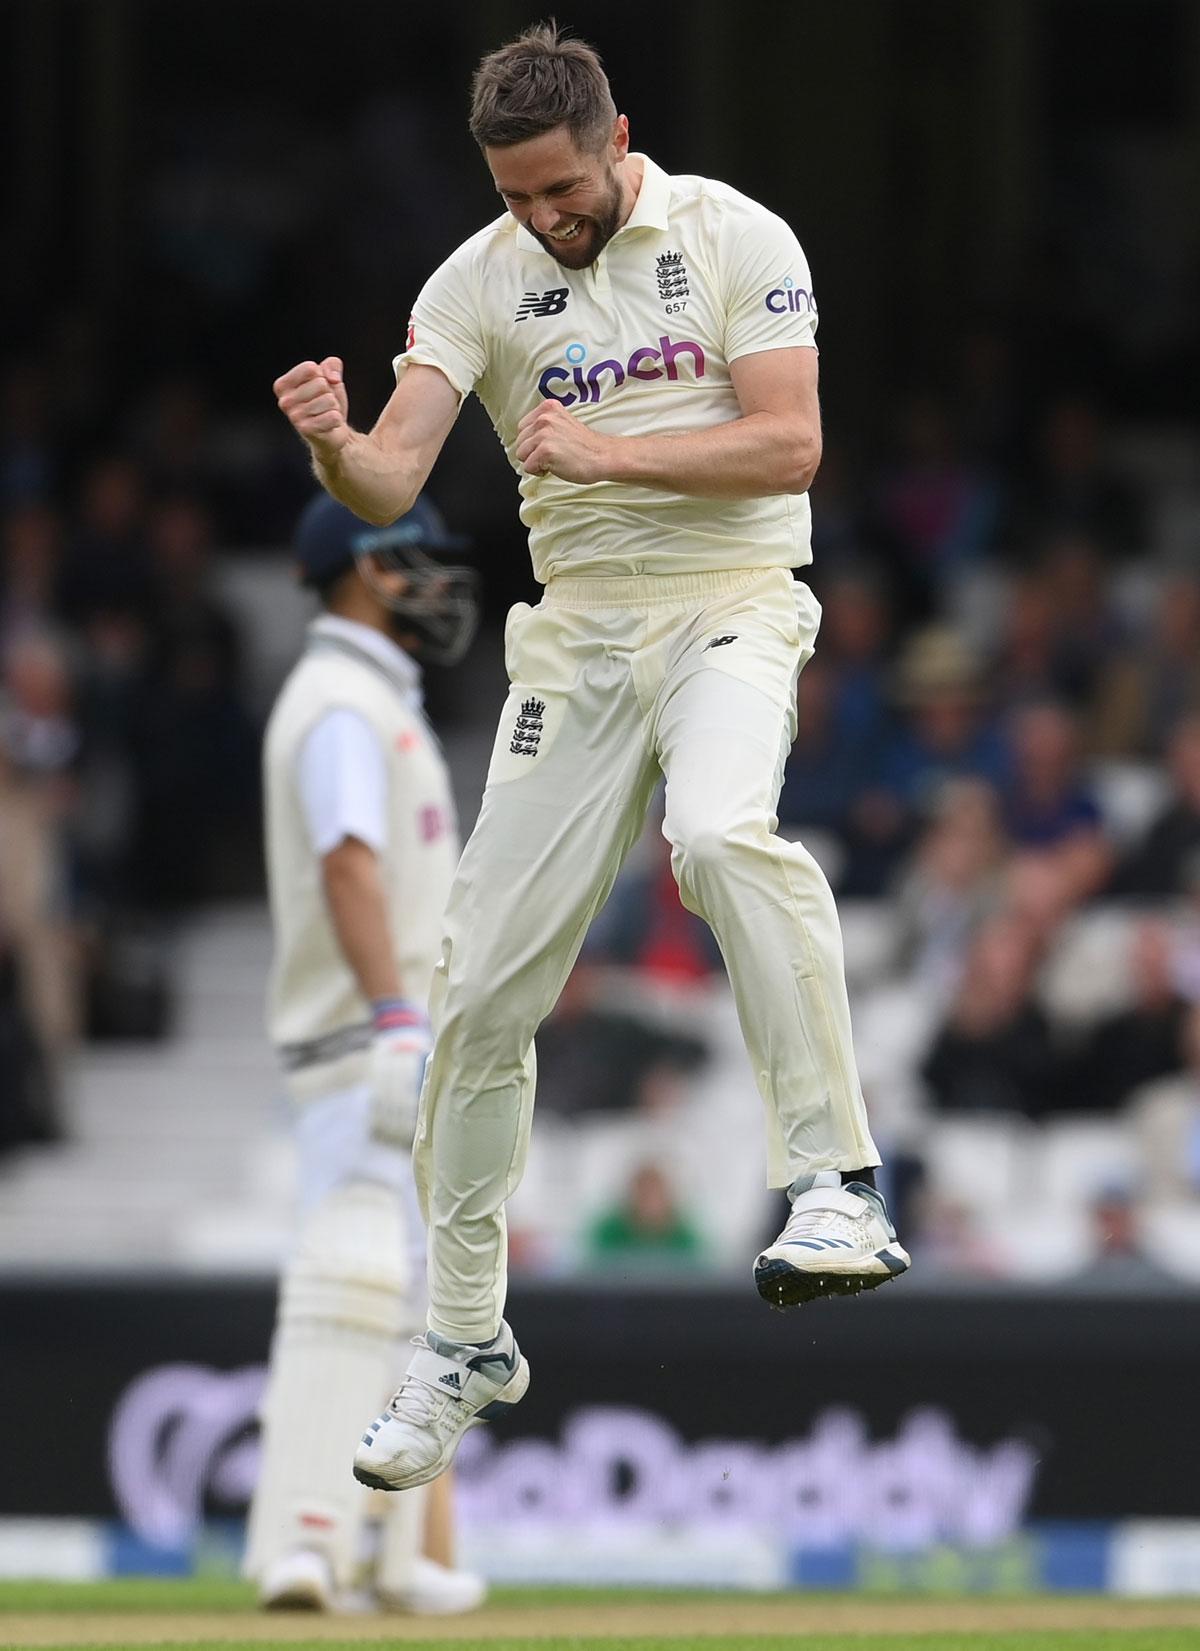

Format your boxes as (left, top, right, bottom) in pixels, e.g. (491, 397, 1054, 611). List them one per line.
(592, 251, 615, 336)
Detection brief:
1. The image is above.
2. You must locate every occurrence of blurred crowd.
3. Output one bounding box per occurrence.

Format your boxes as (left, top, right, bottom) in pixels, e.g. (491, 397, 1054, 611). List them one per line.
(3, 316, 1200, 1283)
(0, 357, 284, 1150)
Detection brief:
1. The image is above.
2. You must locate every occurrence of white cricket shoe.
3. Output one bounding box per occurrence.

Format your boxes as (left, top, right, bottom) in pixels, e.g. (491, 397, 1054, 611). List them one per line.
(259, 1548, 334, 1611)
(379, 1555, 487, 1615)
(354, 1323, 528, 1492)
(754, 1171, 911, 1308)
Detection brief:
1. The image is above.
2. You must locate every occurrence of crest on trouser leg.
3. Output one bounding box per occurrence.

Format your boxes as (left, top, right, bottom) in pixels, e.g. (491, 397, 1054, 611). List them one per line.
(510, 698, 546, 756)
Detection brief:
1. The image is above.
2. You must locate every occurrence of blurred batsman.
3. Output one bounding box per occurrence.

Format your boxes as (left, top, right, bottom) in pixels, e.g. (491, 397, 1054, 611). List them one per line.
(243, 492, 483, 1613)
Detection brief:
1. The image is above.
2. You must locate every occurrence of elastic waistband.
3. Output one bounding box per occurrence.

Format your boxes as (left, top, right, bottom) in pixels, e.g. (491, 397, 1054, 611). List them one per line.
(543, 567, 779, 610)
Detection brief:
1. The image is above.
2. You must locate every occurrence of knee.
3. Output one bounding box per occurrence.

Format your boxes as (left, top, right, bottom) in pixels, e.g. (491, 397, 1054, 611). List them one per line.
(668, 813, 748, 897)
(435, 956, 532, 1079)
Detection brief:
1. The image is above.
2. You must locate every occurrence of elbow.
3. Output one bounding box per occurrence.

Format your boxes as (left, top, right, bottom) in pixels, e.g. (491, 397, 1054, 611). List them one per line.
(319, 485, 410, 529)
(785, 430, 822, 495)
(355, 503, 399, 527)
(355, 493, 417, 528)
(321, 836, 378, 889)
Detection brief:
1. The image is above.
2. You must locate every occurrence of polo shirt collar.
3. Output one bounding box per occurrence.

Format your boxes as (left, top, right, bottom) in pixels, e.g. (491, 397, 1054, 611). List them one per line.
(514, 153, 670, 256)
(621, 154, 671, 233)
(308, 614, 424, 710)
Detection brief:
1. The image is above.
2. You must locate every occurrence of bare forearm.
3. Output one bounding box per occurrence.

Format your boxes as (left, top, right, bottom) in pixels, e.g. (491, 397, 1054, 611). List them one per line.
(321, 847, 401, 1003)
(517, 393, 822, 500)
(275, 358, 458, 526)
(312, 430, 421, 527)
(605, 414, 820, 499)
(514, 344, 824, 499)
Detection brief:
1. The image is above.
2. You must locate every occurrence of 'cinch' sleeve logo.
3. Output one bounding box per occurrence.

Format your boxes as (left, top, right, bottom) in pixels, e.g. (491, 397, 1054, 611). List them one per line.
(765, 276, 816, 314)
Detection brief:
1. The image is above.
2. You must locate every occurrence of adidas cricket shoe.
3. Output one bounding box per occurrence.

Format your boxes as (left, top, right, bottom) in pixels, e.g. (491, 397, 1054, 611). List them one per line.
(754, 1171, 911, 1309)
(353, 1323, 528, 1492)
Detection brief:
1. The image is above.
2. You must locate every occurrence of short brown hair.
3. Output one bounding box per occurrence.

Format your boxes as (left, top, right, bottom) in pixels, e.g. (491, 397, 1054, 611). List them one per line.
(469, 21, 616, 151)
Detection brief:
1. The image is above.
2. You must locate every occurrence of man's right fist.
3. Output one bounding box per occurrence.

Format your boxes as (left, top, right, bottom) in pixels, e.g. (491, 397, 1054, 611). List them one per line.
(273, 356, 352, 456)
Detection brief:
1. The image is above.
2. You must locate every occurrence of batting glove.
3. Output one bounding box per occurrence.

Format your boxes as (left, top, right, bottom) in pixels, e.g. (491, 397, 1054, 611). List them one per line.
(368, 998, 431, 1149)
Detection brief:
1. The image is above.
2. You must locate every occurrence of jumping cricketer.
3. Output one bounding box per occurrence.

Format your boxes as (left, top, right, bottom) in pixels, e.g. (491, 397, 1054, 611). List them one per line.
(271, 22, 910, 1497)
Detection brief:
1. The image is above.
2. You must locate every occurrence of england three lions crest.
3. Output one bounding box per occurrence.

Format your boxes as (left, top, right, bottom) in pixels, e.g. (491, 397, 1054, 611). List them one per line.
(656, 251, 690, 307)
(510, 696, 546, 756)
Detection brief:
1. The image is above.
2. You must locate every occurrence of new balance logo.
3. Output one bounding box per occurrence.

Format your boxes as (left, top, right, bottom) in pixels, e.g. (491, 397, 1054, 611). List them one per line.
(704, 634, 738, 650)
(510, 696, 545, 756)
(656, 250, 690, 305)
(437, 1370, 463, 1391)
(515, 288, 569, 321)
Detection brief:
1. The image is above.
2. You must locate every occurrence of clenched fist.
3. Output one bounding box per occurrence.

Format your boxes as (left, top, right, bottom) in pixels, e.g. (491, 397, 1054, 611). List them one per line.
(273, 356, 352, 459)
(515, 399, 618, 484)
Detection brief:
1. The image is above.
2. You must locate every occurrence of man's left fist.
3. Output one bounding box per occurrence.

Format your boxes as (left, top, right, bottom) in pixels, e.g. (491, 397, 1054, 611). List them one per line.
(515, 399, 616, 484)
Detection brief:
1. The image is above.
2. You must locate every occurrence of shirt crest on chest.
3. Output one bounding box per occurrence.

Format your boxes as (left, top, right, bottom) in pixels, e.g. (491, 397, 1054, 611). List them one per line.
(655, 250, 690, 310)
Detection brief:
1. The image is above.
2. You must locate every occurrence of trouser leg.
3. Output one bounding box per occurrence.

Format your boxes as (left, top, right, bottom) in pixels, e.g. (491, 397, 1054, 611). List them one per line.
(658, 581, 879, 1186)
(414, 607, 657, 1341)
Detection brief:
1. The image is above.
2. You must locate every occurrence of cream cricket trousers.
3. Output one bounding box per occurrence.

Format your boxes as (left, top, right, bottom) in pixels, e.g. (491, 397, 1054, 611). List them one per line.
(413, 566, 880, 1342)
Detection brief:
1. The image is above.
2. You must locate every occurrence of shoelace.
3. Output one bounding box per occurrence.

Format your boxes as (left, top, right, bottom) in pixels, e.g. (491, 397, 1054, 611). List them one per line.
(387, 1374, 441, 1426)
(780, 1203, 865, 1246)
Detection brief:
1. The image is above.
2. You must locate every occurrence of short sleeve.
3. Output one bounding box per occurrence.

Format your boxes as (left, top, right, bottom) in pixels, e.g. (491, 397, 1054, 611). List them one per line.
(393, 251, 487, 403)
(297, 708, 390, 858)
(718, 204, 818, 365)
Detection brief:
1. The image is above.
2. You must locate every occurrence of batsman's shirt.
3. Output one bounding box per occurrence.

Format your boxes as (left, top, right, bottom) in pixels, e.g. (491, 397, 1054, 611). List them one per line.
(397, 155, 818, 584)
(264, 616, 458, 1096)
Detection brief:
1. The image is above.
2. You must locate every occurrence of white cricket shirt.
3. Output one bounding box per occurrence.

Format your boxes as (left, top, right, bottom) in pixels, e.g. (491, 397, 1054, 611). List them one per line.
(295, 618, 426, 857)
(264, 615, 458, 1095)
(397, 155, 818, 583)
(298, 707, 389, 857)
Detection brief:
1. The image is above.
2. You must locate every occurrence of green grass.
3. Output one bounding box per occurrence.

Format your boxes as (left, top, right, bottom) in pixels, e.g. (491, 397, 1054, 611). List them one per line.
(0, 1577, 256, 1613)
(1, 1579, 792, 1612)
(2, 1580, 1198, 1651)
(2, 1636, 1199, 1651)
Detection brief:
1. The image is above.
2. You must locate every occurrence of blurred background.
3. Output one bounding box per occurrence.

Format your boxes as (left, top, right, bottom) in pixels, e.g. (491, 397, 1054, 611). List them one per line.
(3, 0, 1200, 1597)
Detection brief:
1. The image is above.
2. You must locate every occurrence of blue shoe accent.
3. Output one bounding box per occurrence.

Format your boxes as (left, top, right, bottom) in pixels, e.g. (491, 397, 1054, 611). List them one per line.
(876, 1247, 909, 1275)
(476, 1395, 520, 1421)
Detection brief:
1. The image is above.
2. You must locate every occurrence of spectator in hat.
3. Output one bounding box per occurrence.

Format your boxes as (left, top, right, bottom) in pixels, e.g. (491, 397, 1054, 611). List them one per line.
(882, 626, 1010, 811)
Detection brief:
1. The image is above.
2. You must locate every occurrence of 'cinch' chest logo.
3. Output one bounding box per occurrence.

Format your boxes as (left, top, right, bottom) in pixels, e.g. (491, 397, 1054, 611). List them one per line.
(537, 336, 706, 407)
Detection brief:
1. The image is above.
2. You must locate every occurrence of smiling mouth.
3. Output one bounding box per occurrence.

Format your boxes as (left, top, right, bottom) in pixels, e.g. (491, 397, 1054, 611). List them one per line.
(547, 220, 584, 242)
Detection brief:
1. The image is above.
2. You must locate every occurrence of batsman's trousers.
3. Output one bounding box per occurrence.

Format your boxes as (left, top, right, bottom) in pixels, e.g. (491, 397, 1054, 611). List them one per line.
(413, 566, 880, 1342)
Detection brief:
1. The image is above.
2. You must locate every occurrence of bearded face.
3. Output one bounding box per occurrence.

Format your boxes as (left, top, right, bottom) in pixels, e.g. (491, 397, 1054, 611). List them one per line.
(487, 122, 632, 269)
